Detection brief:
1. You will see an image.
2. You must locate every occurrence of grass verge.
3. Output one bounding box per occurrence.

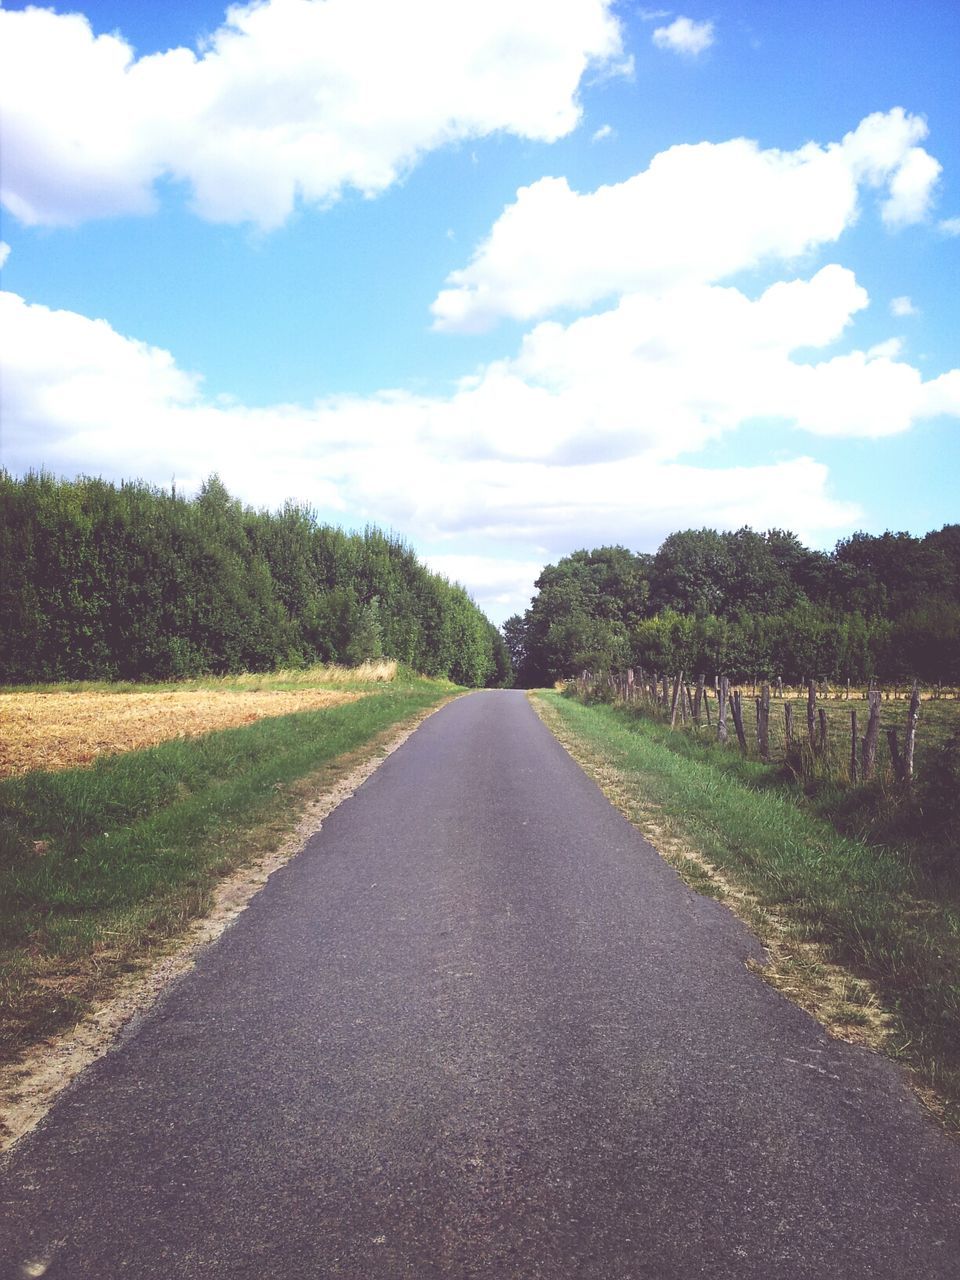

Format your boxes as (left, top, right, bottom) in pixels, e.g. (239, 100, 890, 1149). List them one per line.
(532, 690, 960, 1132)
(0, 674, 457, 1064)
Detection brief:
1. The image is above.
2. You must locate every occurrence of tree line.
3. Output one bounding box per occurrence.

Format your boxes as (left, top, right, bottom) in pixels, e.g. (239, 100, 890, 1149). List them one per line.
(504, 526, 960, 687)
(0, 471, 511, 687)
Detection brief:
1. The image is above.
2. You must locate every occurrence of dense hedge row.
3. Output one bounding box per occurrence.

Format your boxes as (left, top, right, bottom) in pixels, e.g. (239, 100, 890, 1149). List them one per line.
(0, 472, 511, 687)
(505, 530, 960, 686)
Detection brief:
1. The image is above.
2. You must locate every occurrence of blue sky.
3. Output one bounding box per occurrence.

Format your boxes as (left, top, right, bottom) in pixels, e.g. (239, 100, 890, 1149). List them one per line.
(1, 0, 958, 623)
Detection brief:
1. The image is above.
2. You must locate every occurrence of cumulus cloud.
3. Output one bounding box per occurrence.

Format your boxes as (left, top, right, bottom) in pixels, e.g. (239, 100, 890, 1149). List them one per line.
(592, 124, 615, 142)
(431, 109, 942, 331)
(0, 242, 10, 269)
(423, 555, 546, 618)
(652, 16, 715, 56)
(939, 216, 960, 236)
(880, 146, 941, 226)
(890, 295, 918, 317)
(0, 0, 624, 229)
(5, 265, 958, 584)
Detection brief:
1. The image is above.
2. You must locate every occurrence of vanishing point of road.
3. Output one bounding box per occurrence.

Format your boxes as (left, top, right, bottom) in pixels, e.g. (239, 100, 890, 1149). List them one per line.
(2, 690, 959, 1278)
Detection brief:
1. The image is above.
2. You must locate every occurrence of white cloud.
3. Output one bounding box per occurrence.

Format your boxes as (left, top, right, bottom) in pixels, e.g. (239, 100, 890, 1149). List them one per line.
(423, 554, 545, 618)
(592, 124, 615, 142)
(939, 216, 960, 236)
(867, 337, 904, 359)
(890, 295, 918, 317)
(0, 242, 9, 269)
(0, 0, 625, 230)
(881, 146, 941, 226)
(5, 265, 958, 598)
(652, 16, 715, 56)
(431, 109, 942, 331)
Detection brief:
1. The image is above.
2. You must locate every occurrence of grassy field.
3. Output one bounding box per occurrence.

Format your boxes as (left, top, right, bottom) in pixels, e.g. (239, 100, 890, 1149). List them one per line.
(0, 663, 457, 1064)
(533, 690, 960, 1131)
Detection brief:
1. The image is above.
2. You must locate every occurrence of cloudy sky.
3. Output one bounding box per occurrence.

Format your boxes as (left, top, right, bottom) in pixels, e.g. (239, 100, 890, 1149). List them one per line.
(1, 0, 958, 623)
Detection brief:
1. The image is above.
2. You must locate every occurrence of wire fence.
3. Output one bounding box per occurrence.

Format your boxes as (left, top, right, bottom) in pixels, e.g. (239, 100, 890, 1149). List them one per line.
(568, 669, 958, 787)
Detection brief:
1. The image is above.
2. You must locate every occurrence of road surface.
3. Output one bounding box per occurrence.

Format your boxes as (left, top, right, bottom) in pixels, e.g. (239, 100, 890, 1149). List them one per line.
(1, 690, 959, 1278)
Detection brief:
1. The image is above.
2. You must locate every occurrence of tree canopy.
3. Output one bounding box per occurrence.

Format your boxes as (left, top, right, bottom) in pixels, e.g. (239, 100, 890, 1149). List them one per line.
(506, 526, 960, 686)
(0, 471, 509, 687)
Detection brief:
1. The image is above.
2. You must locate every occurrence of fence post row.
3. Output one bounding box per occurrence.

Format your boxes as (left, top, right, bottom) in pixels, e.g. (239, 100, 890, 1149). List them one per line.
(575, 671, 933, 788)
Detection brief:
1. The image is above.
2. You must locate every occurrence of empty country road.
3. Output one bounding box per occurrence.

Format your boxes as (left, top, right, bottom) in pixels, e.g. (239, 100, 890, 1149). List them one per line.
(1, 690, 958, 1279)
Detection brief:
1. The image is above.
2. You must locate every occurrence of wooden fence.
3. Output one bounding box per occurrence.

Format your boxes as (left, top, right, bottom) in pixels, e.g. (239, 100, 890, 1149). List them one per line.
(571, 669, 929, 786)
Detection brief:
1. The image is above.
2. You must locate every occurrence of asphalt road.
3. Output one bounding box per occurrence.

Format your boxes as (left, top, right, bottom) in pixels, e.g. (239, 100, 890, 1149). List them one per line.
(2, 689, 959, 1279)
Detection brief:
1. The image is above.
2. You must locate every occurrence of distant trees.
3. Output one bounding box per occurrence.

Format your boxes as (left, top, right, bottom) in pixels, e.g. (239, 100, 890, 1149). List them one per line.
(0, 471, 509, 687)
(506, 526, 960, 686)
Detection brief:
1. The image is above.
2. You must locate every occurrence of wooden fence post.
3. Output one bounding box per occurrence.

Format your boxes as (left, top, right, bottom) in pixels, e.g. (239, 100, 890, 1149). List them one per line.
(785, 703, 794, 752)
(730, 689, 748, 752)
(862, 690, 882, 780)
(818, 708, 828, 755)
(806, 680, 817, 752)
(693, 674, 705, 725)
(670, 672, 683, 728)
(718, 676, 729, 744)
(850, 708, 858, 783)
(758, 682, 771, 760)
(903, 681, 921, 786)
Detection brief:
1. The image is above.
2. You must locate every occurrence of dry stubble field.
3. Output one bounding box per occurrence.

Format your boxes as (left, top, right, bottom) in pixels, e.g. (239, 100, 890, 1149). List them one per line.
(0, 687, 367, 778)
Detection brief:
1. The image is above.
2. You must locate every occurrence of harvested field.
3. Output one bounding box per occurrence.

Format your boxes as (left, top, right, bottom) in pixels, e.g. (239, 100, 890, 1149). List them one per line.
(0, 688, 367, 778)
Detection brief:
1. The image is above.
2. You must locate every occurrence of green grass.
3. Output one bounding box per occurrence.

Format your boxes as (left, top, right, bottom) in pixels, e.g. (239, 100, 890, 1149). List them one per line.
(0, 673, 457, 1059)
(534, 690, 960, 1129)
